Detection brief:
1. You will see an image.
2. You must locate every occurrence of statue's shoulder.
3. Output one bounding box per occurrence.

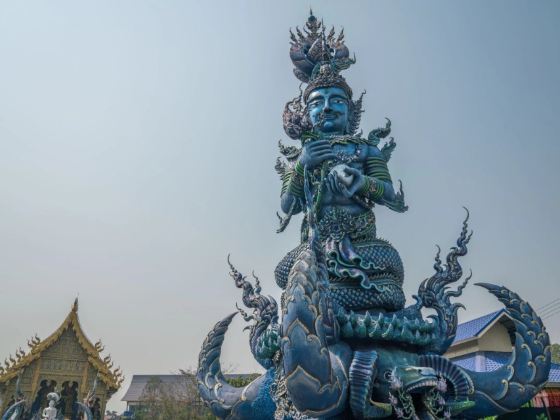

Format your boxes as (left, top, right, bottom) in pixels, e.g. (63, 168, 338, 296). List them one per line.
(364, 139, 396, 163)
(365, 143, 383, 157)
(365, 118, 398, 162)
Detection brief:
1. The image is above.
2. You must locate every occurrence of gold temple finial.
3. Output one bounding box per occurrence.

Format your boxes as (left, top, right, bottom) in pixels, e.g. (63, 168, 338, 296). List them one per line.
(72, 297, 79, 312)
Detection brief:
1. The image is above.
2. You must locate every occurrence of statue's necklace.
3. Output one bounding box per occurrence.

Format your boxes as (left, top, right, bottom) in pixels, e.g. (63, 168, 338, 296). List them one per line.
(322, 135, 363, 164)
(335, 143, 362, 164)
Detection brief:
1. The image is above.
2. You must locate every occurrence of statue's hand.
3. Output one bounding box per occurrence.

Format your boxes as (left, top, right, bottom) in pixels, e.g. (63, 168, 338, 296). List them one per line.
(338, 166, 365, 198)
(326, 171, 345, 195)
(299, 139, 335, 169)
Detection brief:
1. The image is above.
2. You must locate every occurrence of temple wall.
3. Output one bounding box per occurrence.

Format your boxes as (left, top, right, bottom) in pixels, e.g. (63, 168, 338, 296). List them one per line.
(478, 322, 513, 352)
(0, 360, 37, 412)
(1, 329, 111, 418)
(445, 340, 479, 359)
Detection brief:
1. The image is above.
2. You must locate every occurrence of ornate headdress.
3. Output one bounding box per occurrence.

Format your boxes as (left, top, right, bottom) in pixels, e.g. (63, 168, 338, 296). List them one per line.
(289, 11, 355, 101)
(283, 11, 364, 139)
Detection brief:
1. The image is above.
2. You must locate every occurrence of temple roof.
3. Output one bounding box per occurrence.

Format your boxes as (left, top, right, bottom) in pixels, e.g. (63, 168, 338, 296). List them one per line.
(452, 309, 505, 343)
(0, 299, 123, 392)
(122, 375, 192, 402)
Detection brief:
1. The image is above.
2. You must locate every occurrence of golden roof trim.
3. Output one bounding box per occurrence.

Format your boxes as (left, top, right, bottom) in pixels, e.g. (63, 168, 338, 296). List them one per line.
(0, 299, 122, 391)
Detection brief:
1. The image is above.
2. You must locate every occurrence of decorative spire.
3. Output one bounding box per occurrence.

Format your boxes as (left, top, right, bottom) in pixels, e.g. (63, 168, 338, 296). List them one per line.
(72, 297, 79, 313)
(289, 11, 356, 100)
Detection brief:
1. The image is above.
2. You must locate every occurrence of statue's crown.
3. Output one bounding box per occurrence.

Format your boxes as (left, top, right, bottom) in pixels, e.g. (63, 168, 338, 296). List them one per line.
(289, 11, 355, 101)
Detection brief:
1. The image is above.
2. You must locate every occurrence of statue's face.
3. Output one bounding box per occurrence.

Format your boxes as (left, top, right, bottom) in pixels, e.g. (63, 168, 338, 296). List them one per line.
(307, 87, 349, 134)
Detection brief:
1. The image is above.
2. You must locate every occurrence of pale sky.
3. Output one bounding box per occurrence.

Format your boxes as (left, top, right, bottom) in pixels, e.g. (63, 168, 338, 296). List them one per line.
(1, 0, 559, 413)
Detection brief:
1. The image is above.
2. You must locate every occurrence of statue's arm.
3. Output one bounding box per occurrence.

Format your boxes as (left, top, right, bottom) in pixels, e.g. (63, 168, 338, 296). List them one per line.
(280, 139, 335, 214)
(357, 146, 397, 205)
(280, 160, 305, 214)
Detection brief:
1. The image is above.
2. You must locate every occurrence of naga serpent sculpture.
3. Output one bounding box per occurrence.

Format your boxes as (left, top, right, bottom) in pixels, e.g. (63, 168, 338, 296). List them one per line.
(197, 11, 551, 420)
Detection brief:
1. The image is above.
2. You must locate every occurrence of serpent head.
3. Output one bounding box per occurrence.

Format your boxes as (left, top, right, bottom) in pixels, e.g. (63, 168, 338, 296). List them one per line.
(390, 366, 439, 394)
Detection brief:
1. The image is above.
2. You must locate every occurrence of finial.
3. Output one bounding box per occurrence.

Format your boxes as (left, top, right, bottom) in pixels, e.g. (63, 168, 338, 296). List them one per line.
(72, 297, 79, 312)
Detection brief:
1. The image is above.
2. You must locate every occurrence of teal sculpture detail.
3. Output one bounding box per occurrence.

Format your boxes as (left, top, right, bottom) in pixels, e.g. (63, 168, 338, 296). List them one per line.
(196, 11, 551, 419)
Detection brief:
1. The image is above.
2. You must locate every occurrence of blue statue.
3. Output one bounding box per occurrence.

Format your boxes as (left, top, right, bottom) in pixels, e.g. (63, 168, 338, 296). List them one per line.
(197, 12, 551, 419)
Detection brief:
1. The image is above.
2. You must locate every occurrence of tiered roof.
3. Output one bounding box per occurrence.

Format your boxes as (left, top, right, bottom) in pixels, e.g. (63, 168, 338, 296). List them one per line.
(0, 299, 123, 393)
(452, 309, 504, 343)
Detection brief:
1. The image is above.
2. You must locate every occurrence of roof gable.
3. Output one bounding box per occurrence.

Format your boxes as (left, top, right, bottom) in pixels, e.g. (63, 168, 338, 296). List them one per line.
(0, 299, 123, 392)
(452, 309, 505, 343)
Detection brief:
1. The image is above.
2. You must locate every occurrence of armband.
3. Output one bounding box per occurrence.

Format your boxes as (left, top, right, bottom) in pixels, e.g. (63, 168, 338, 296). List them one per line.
(366, 157, 392, 183)
(358, 176, 384, 201)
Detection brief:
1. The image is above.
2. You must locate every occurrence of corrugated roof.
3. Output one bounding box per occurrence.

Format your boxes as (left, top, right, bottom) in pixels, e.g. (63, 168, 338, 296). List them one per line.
(122, 374, 256, 402)
(485, 351, 511, 371)
(122, 375, 192, 401)
(452, 309, 504, 343)
(450, 354, 477, 371)
(550, 364, 560, 383)
(450, 352, 512, 372)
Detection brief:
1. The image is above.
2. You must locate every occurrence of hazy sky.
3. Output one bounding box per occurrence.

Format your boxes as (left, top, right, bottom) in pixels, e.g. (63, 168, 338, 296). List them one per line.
(1, 0, 559, 412)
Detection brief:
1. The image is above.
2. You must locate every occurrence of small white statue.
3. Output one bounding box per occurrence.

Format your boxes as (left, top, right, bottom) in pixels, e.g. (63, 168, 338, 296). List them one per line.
(42, 392, 59, 420)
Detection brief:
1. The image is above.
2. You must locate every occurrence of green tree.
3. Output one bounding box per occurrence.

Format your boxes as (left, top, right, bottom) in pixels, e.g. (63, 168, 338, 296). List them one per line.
(225, 373, 260, 388)
(551, 343, 560, 364)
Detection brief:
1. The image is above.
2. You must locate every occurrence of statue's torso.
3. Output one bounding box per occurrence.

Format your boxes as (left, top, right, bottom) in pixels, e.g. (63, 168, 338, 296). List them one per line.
(310, 139, 372, 218)
(322, 143, 367, 214)
(42, 407, 57, 420)
(277, 138, 406, 311)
